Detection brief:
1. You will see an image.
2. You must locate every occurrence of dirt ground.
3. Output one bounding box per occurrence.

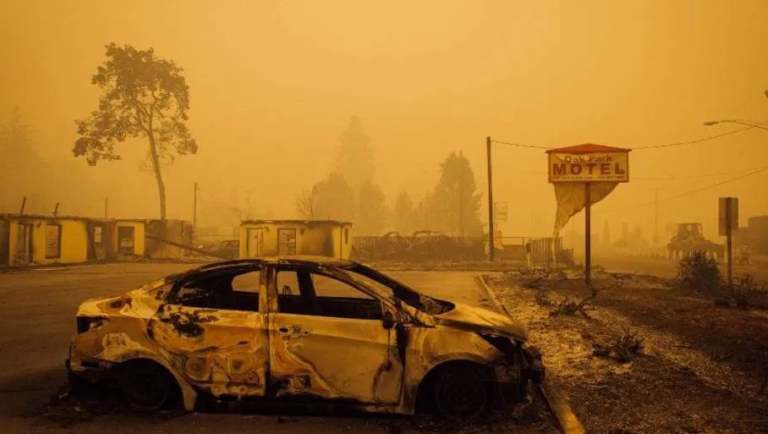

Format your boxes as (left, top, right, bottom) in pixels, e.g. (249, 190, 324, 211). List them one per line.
(485, 268, 768, 434)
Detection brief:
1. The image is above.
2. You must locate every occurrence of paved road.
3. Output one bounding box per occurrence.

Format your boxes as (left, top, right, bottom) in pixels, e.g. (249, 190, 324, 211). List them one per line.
(0, 263, 497, 434)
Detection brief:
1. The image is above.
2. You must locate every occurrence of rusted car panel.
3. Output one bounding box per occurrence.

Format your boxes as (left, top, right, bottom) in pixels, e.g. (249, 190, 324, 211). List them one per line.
(268, 313, 405, 404)
(67, 256, 543, 416)
(151, 307, 268, 398)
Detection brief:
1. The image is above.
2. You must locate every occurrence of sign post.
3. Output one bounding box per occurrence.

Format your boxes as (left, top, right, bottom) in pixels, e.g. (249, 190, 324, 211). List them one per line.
(547, 144, 631, 286)
(719, 197, 739, 289)
(584, 183, 592, 285)
(487, 136, 494, 262)
(494, 202, 508, 224)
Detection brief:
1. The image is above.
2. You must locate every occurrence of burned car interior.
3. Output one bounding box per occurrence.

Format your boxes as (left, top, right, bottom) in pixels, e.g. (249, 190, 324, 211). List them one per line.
(166, 263, 386, 321)
(276, 265, 384, 321)
(169, 267, 262, 312)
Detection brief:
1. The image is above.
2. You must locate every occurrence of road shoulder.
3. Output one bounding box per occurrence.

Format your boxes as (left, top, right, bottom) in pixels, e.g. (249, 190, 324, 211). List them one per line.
(477, 274, 586, 434)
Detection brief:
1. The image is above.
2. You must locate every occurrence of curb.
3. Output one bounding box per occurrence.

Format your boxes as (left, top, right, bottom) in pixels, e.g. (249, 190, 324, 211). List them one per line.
(476, 274, 586, 434)
(475, 274, 510, 317)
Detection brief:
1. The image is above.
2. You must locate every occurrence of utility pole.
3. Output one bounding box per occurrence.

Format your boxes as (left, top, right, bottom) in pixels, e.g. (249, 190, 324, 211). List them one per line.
(654, 189, 659, 247)
(19, 197, 27, 215)
(192, 182, 198, 241)
(585, 183, 592, 286)
(52, 203, 60, 217)
(246, 190, 253, 221)
(486, 136, 495, 262)
(725, 197, 733, 289)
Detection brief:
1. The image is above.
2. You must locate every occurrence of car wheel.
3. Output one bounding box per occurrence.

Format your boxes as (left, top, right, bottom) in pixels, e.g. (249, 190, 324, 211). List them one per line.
(67, 372, 88, 393)
(433, 366, 489, 421)
(120, 362, 175, 412)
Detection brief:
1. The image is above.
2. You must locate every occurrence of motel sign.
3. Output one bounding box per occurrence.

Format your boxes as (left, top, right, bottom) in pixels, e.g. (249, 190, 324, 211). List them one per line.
(546, 143, 631, 286)
(547, 144, 630, 183)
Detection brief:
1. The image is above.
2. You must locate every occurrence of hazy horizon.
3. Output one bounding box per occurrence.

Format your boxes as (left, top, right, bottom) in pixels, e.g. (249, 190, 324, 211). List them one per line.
(2, 0, 767, 242)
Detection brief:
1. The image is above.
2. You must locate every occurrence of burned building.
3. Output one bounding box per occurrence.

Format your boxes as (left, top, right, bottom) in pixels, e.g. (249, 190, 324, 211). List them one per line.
(239, 219, 353, 259)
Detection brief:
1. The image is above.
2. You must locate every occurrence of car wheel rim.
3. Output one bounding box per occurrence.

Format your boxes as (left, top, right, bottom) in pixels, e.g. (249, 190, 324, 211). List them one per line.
(126, 369, 169, 410)
(436, 371, 486, 420)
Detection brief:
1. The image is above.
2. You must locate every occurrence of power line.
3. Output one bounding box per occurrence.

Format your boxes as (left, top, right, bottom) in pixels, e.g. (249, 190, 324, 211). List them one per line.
(491, 140, 551, 150)
(631, 120, 768, 150)
(491, 119, 768, 152)
(598, 165, 768, 214)
(492, 166, 547, 175)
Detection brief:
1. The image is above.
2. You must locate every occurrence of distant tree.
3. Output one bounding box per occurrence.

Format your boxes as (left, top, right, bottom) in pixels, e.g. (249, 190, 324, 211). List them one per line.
(295, 187, 319, 219)
(430, 152, 483, 236)
(0, 108, 37, 173)
(413, 191, 437, 233)
(311, 172, 356, 222)
(630, 225, 649, 249)
(356, 180, 389, 235)
(335, 116, 374, 193)
(393, 189, 416, 235)
(0, 108, 53, 213)
(73, 43, 198, 220)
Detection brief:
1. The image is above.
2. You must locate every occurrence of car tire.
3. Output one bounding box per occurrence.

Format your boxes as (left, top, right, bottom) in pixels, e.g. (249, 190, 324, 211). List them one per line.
(67, 372, 88, 393)
(433, 365, 489, 422)
(119, 362, 176, 412)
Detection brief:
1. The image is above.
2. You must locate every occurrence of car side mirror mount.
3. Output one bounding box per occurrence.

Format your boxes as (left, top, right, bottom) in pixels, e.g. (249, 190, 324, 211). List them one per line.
(382, 311, 395, 330)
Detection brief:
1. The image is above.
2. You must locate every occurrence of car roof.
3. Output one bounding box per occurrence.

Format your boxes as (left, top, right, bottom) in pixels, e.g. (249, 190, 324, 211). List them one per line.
(190, 255, 355, 273)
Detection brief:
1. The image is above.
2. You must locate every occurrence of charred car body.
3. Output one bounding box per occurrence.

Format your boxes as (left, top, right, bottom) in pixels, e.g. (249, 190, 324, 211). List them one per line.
(66, 256, 544, 419)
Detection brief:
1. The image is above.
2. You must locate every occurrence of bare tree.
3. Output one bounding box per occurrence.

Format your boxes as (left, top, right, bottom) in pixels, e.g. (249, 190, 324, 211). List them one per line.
(295, 188, 318, 219)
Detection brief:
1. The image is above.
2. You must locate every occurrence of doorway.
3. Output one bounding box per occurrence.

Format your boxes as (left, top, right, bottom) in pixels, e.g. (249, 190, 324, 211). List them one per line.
(117, 226, 136, 255)
(277, 229, 297, 256)
(15, 223, 32, 265)
(247, 228, 263, 258)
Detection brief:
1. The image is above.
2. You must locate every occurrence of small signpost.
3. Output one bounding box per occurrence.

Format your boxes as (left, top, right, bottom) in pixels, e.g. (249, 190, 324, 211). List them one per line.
(547, 144, 631, 285)
(719, 197, 739, 288)
(494, 202, 508, 223)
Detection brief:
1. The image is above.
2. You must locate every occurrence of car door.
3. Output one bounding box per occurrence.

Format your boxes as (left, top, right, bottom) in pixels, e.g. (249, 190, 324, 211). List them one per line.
(149, 266, 269, 398)
(266, 264, 404, 405)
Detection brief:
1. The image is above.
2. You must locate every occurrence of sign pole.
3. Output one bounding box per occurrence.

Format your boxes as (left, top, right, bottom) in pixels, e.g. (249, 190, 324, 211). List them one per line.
(585, 182, 592, 286)
(487, 136, 495, 262)
(726, 197, 733, 289)
(193, 182, 198, 244)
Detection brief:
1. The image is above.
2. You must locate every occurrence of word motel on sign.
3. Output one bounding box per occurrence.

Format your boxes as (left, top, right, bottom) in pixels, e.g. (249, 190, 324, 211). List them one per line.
(552, 162, 626, 176)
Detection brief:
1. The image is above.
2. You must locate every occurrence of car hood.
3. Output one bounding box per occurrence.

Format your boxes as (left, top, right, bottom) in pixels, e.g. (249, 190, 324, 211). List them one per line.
(76, 288, 156, 318)
(431, 302, 528, 341)
(77, 294, 123, 316)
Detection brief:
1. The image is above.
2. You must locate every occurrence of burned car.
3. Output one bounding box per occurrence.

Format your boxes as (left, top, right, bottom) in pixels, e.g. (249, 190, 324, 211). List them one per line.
(66, 256, 544, 420)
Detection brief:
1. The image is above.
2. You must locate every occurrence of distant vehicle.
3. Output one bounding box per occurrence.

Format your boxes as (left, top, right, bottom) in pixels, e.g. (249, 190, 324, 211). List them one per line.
(412, 230, 446, 238)
(667, 223, 723, 258)
(66, 256, 544, 420)
(216, 239, 239, 259)
(737, 246, 751, 265)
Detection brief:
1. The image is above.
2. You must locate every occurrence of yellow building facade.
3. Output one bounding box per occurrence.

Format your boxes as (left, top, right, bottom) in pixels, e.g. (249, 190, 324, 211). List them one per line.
(239, 220, 353, 260)
(0, 215, 191, 267)
(0, 215, 90, 266)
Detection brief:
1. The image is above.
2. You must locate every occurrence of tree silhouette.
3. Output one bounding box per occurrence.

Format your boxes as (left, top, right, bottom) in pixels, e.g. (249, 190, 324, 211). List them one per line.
(430, 152, 483, 236)
(74, 43, 198, 220)
(295, 187, 319, 219)
(0, 108, 53, 213)
(335, 116, 374, 193)
(356, 180, 389, 235)
(310, 172, 356, 222)
(393, 189, 415, 235)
